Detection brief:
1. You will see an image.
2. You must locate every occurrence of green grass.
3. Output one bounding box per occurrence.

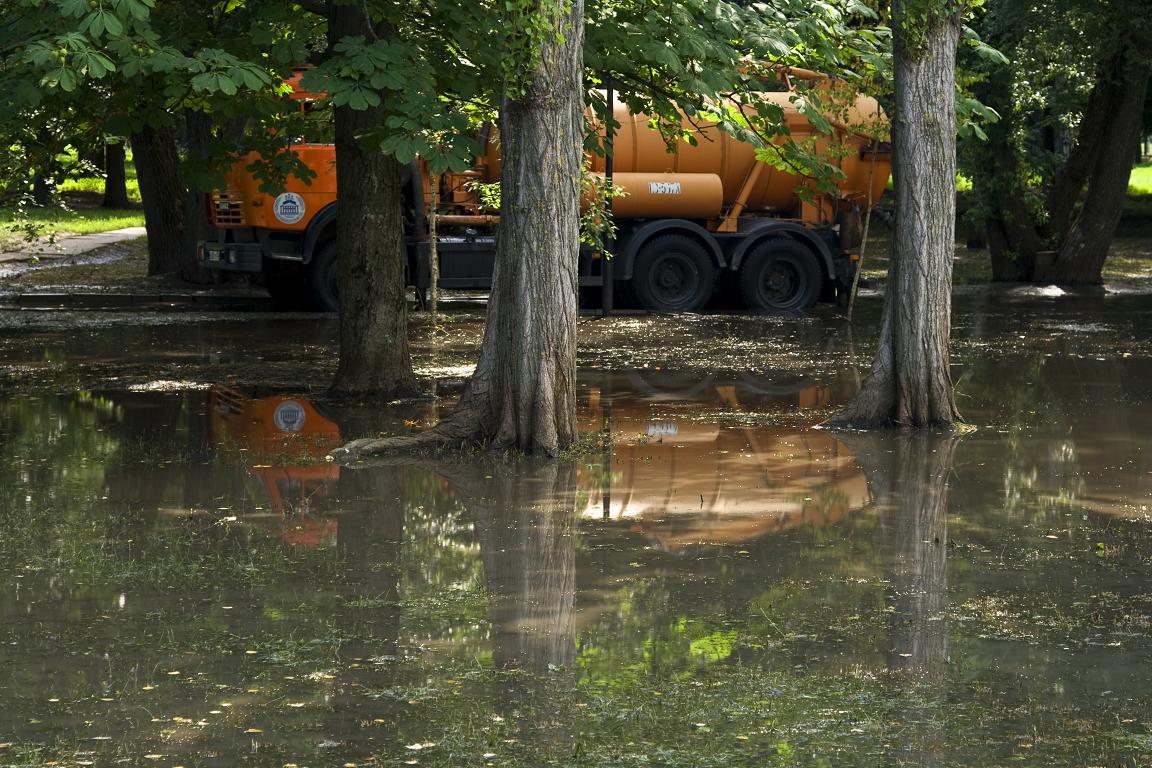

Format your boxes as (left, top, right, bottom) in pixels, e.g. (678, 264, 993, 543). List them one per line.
(1, 207, 146, 251)
(1129, 162, 1152, 195)
(56, 157, 142, 201)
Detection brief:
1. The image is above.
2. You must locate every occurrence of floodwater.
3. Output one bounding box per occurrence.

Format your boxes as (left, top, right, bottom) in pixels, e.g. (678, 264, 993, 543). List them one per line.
(2, 293, 1152, 767)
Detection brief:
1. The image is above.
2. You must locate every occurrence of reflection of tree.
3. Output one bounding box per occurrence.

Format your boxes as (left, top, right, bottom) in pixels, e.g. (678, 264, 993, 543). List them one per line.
(427, 460, 578, 758)
(323, 466, 406, 736)
(334, 466, 406, 632)
(437, 461, 578, 674)
(843, 433, 957, 766)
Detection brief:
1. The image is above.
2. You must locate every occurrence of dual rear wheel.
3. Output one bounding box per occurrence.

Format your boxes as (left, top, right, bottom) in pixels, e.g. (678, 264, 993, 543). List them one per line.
(629, 234, 823, 313)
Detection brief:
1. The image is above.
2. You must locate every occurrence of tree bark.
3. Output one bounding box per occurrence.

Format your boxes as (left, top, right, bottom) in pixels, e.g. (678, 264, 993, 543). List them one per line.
(825, 0, 963, 430)
(101, 140, 130, 209)
(131, 121, 184, 276)
(1040, 55, 1151, 284)
(327, 3, 419, 398)
(333, 0, 585, 456)
(981, 45, 1151, 285)
(177, 110, 215, 284)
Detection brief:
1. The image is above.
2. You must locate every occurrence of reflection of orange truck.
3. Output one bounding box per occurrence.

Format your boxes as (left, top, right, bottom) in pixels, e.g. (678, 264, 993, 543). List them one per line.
(200, 70, 888, 314)
(208, 386, 343, 546)
(581, 376, 870, 551)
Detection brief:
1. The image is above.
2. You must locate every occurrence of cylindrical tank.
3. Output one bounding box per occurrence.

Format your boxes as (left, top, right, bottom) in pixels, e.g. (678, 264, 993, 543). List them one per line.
(481, 85, 888, 220)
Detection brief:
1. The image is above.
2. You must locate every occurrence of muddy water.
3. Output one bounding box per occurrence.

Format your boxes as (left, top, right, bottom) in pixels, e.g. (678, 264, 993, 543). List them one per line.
(1, 295, 1152, 766)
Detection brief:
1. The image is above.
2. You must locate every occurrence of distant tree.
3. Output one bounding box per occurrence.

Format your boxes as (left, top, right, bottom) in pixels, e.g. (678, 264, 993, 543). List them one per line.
(101, 139, 130, 208)
(825, 0, 965, 430)
(964, 0, 1152, 284)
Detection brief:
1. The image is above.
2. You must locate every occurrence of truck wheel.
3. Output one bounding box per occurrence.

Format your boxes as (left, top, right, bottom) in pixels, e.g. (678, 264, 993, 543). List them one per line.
(265, 264, 313, 310)
(632, 234, 716, 313)
(739, 239, 822, 312)
(309, 242, 339, 312)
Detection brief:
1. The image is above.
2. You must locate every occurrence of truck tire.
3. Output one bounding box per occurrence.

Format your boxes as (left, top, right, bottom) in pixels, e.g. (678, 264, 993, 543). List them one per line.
(265, 263, 313, 310)
(309, 242, 339, 312)
(632, 234, 716, 313)
(739, 239, 822, 313)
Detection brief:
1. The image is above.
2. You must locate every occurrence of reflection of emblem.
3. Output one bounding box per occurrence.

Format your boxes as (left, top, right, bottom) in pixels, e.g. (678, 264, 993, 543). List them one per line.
(274, 400, 307, 432)
(645, 420, 679, 438)
(273, 192, 306, 224)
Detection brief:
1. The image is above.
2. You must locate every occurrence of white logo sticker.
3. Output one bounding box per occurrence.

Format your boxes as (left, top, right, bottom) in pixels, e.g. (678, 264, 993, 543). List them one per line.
(274, 400, 307, 432)
(273, 192, 306, 224)
(648, 181, 682, 195)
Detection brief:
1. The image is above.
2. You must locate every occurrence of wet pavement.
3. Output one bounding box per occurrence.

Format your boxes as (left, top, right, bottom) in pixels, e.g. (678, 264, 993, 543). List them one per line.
(2, 294, 1152, 766)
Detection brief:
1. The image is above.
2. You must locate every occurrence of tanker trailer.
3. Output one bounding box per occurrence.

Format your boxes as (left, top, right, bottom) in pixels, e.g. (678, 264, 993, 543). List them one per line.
(199, 70, 889, 313)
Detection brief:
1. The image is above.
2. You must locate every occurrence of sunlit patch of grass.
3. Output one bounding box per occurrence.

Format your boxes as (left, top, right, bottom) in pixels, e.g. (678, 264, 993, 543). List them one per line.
(1, 207, 146, 251)
(57, 173, 141, 202)
(1129, 162, 1152, 196)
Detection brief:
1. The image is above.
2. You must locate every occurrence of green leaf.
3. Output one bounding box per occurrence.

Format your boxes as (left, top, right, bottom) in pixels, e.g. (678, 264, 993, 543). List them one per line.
(217, 74, 238, 96)
(103, 11, 123, 37)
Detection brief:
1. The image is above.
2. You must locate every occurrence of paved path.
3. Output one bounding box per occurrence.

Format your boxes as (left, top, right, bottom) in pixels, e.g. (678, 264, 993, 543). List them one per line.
(0, 227, 147, 264)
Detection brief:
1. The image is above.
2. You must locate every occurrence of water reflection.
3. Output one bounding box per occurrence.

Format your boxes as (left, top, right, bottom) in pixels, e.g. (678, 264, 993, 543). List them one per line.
(584, 372, 870, 550)
(847, 433, 958, 767)
(4, 353, 1152, 764)
(448, 462, 578, 673)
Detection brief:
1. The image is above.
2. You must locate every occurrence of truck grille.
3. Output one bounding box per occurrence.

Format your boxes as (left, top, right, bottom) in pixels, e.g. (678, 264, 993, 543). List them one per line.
(210, 191, 247, 226)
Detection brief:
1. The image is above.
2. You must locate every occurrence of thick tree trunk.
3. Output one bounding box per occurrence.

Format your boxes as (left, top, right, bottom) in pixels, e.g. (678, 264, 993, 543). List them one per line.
(1040, 56, 1150, 284)
(327, 4, 418, 398)
(178, 110, 215, 284)
(101, 141, 130, 209)
(333, 0, 585, 457)
(983, 46, 1151, 285)
(825, 1, 963, 430)
(131, 122, 184, 276)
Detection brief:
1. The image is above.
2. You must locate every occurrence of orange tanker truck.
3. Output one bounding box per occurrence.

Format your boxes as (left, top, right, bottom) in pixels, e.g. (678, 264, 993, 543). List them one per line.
(200, 70, 889, 313)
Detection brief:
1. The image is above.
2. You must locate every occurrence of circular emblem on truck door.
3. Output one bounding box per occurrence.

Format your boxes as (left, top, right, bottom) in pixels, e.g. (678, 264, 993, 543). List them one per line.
(273, 192, 306, 225)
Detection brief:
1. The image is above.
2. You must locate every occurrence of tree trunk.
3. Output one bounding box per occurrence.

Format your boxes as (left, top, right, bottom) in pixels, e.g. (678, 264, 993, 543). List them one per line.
(825, 0, 963, 430)
(178, 109, 215, 284)
(131, 122, 184, 276)
(333, 0, 585, 457)
(30, 127, 56, 206)
(101, 140, 130, 209)
(982, 46, 1151, 285)
(327, 4, 419, 398)
(1040, 55, 1151, 284)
